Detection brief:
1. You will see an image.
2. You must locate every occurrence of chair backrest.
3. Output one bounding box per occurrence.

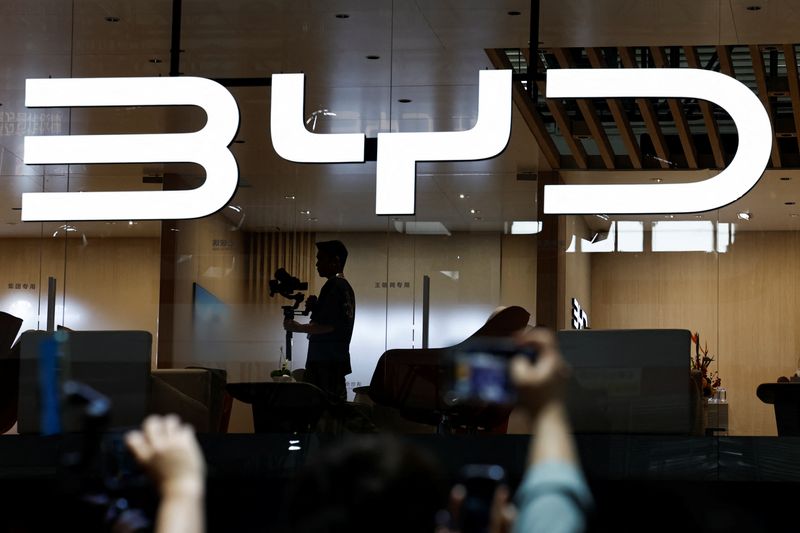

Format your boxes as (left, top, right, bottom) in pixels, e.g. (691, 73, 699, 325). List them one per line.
(557, 329, 692, 434)
(150, 367, 231, 432)
(0, 312, 23, 356)
(757, 382, 800, 436)
(17, 330, 152, 434)
(0, 314, 24, 433)
(367, 306, 531, 429)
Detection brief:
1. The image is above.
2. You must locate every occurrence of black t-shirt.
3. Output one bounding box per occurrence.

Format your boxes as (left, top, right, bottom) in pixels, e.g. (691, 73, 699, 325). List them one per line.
(307, 276, 355, 370)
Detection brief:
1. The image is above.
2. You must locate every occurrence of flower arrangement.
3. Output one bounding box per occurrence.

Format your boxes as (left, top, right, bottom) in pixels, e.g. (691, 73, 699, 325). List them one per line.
(691, 332, 721, 398)
(270, 348, 293, 381)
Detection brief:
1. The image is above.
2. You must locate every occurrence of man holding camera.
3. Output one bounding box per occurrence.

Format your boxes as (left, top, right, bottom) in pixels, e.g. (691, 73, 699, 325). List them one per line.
(284, 240, 355, 401)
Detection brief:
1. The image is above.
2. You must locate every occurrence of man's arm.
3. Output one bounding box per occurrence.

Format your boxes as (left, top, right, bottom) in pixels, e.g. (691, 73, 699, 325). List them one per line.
(283, 320, 334, 335)
(508, 329, 592, 533)
(510, 329, 577, 467)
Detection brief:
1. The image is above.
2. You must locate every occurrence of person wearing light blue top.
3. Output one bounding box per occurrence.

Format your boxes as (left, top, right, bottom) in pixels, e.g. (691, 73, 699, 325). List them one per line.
(444, 328, 592, 533)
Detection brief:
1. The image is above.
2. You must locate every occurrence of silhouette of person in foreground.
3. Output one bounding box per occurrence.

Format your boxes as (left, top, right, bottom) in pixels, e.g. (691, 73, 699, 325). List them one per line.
(284, 328, 593, 533)
(125, 330, 593, 533)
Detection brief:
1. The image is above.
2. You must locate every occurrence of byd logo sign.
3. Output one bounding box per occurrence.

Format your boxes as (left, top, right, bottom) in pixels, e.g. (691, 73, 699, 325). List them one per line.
(20, 68, 771, 222)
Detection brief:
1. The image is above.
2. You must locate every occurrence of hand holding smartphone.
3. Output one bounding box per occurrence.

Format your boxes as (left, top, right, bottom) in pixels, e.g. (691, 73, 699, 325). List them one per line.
(454, 464, 507, 533)
(449, 337, 538, 406)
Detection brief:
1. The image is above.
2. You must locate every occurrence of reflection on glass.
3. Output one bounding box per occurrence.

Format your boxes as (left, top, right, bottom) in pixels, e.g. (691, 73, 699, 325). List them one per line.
(652, 221, 714, 252)
(617, 221, 644, 252)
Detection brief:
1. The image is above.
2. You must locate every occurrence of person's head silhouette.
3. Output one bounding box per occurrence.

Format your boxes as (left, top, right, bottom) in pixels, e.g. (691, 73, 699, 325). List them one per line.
(315, 240, 348, 278)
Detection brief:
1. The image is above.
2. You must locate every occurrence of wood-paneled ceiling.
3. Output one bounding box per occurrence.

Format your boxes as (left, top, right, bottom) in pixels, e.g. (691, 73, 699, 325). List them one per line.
(488, 44, 800, 171)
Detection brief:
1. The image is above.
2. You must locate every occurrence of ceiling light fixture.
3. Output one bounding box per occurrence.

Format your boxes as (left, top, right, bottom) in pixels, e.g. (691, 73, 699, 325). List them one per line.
(300, 209, 310, 215)
(149, 58, 162, 64)
(284, 195, 296, 200)
(459, 193, 469, 199)
(52, 224, 77, 236)
(737, 211, 752, 220)
(305, 108, 336, 131)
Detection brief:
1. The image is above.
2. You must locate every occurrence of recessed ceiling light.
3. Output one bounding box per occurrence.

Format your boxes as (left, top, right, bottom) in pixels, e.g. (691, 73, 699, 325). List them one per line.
(149, 58, 162, 64)
(459, 193, 469, 199)
(307, 217, 318, 222)
(335, 13, 349, 19)
(737, 211, 752, 220)
(366, 55, 380, 60)
(104, 16, 120, 22)
(746, 5, 762, 11)
(470, 209, 480, 214)
(651, 177, 663, 183)
(665, 214, 674, 219)
(507, 11, 521, 16)
(284, 195, 296, 200)
(473, 216, 482, 221)
(398, 98, 412, 103)
(300, 209, 310, 215)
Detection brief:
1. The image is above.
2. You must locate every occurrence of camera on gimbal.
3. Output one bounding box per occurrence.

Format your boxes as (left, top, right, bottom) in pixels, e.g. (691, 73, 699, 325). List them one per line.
(268, 268, 315, 320)
(269, 268, 317, 363)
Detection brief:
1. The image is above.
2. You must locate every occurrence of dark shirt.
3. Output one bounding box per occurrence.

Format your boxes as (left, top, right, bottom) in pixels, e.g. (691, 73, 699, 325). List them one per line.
(307, 275, 355, 372)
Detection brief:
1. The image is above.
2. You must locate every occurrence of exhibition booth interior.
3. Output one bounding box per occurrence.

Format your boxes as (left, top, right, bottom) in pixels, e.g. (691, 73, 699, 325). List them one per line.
(4, 0, 800, 444)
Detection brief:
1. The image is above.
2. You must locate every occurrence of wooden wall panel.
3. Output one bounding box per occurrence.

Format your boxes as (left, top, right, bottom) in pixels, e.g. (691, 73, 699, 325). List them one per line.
(591, 251, 719, 333)
(563, 216, 592, 329)
(0, 237, 160, 362)
(718, 231, 800, 436)
(587, 231, 800, 436)
(500, 235, 537, 313)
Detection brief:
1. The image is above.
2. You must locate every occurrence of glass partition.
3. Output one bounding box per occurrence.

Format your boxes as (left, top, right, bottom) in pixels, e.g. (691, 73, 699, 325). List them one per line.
(4, 0, 799, 440)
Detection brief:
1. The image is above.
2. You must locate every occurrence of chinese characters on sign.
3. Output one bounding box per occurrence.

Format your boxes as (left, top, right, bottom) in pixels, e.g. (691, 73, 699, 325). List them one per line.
(374, 281, 411, 289)
(6, 282, 36, 290)
(0, 111, 62, 137)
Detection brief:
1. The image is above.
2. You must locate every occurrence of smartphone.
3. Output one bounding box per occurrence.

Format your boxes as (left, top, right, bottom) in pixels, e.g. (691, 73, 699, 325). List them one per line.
(456, 464, 507, 533)
(449, 337, 536, 406)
